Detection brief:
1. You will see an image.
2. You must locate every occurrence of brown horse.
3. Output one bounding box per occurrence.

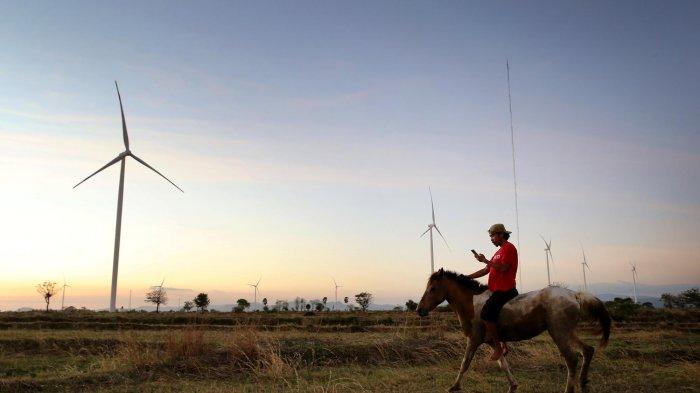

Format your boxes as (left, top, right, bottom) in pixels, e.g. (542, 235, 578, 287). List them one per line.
(417, 268, 611, 393)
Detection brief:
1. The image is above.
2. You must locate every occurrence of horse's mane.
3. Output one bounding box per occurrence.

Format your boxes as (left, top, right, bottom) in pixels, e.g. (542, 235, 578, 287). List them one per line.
(430, 269, 489, 294)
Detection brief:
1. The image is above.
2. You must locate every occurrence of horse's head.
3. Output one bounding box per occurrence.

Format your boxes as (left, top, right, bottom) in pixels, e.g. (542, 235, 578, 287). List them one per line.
(417, 268, 450, 317)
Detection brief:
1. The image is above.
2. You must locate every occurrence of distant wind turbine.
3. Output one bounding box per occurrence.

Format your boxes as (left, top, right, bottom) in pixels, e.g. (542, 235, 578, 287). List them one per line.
(61, 274, 70, 310)
(248, 278, 261, 310)
(73, 82, 183, 312)
(630, 262, 639, 303)
(540, 235, 554, 286)
(332, 278, 342, 311)
(580, 243, 591, 291)
(420, 187, 450, 274)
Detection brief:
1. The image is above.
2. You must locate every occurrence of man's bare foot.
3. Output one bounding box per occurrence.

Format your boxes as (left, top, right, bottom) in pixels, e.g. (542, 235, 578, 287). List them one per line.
(490, 342, 504, 361)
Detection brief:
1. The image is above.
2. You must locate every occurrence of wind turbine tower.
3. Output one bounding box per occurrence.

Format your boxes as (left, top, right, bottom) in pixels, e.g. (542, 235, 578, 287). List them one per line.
(73, 82, 183, 312)
(540, 235, 553, 286)
(248, 278, 261, 310)
(630, 262, 639, 303)
(420, 188, 450, 274)
(580, 244, 591, 291)
(61, 275, 70, 310)
(332, 278, 342, 311)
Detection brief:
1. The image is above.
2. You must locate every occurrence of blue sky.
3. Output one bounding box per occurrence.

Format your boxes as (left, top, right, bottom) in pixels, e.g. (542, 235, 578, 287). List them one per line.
(1, 1, 698, 309)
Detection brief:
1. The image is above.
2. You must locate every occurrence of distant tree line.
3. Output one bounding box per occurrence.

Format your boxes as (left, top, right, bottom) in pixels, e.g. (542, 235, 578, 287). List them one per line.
(661, 288, 699, 309)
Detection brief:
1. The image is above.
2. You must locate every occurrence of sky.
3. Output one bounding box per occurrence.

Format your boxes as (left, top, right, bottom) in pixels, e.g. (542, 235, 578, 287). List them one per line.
(1, 1, 699, 310)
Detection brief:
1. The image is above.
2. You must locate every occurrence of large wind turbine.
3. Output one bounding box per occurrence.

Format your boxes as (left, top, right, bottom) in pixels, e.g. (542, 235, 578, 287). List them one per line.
(580, 243, 591, 291)
(332, 278, 342, 311)
(540, 235, 553, 286)
(248, 278, 261, 310)
(60, 274, 70, 310)
(420, 188, 450, 274)
(74, 82, 183, 312)
(630, 262, 639, 303)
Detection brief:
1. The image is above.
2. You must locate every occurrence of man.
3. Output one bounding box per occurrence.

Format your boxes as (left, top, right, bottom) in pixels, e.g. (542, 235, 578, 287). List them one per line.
(467, 223, 518, 361)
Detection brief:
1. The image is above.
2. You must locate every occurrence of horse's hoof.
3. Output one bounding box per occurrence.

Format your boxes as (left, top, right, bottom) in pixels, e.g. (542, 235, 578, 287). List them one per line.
(508, 385, 518, 393)
(447, 385, 461, 392)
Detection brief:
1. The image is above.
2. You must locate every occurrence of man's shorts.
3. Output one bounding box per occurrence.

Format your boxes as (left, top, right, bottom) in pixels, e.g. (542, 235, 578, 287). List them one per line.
(481, 288, 519, 322)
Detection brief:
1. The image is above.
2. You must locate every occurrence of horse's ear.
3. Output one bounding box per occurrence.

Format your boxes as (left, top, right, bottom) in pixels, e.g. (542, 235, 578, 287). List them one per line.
(438, 268, 444, 276)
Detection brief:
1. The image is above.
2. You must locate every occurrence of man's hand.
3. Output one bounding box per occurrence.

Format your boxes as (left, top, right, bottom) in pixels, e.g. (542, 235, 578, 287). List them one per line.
(472, 252, 488, 264)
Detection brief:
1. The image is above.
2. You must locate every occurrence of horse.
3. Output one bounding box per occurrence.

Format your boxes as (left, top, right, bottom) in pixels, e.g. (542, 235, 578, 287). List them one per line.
(417, 268, 611, 393)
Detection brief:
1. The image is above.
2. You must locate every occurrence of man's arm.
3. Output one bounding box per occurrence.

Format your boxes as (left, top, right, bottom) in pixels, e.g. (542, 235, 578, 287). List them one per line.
(487, 245, 515, 272)
(487, 260, 510, 272)
(475, 252, 510, 272)
(467, 266, 490, 279)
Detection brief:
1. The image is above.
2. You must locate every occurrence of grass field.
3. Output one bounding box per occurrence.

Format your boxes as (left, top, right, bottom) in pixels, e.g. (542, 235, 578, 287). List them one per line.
(0, 311, 698, 392)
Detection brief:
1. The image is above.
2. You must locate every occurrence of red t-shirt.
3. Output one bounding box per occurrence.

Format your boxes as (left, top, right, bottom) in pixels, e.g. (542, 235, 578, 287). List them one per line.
(487, 241, 518, 292)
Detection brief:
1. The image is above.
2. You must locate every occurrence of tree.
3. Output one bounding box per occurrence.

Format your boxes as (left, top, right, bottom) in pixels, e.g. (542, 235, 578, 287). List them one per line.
(322, 296, 328, 309)
(405, 299, 418, 312)
(344, 296, 349, 305)
(661, 293, 680, 308)
(234, 298, 250, 313)
(36, 282, 58, 312)
(393, 306, 403, 311)
(661, 288, 700, 309)
(274, 300, 289, 312)
(315, 301, 324, 312)
(305, 303, 311, 311)
(680, 288, 700, 308)
(355, 292, 373, 312)
(193, 293, 210, 313)
(182, 301, 194, 312)
(262, 297, 269, 312)
(145, 287, 168, 313)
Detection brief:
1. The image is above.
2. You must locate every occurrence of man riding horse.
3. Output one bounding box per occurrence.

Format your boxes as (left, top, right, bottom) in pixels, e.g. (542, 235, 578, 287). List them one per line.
(416, 223, 611, 393)
(467, 223, 518, 361)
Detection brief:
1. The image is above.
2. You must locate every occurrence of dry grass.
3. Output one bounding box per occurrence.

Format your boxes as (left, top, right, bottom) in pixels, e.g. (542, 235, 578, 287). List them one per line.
(0, 313, 698, 392)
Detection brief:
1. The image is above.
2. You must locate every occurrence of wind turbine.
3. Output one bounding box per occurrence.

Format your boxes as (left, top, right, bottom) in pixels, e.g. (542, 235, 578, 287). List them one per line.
(247, 278, 261, 310)
(60, 274, 70, 310)
(630, 262, 639, 303)
(73, 82, 183, 312)
(420, 187, 450, 274)
(332, 278, 342, 311)
(540, 235, 553, 286)
(580, 243, 591, 291)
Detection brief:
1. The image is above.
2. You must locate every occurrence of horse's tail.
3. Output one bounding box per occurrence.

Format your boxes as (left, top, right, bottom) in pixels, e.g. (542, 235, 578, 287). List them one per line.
(576, 292, 611, 349)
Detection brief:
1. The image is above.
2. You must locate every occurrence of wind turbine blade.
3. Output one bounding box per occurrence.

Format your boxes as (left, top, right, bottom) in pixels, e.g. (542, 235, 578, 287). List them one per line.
(130, 153, 184, 193)
(434, 225, 451, 251)
(539, 234, 548, 248)
(256, 277, 261, 286)
(73, 155, 123, 188)
(429, 187, 436, 224)
(332, 277, 337, 287)
(115, 81, 129, 150)
(420, 227, 430, 238)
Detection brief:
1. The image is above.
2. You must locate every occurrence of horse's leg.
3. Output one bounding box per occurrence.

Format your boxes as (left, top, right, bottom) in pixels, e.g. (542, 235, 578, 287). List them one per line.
(497, 351, 518, 393)
(449, 339, 479, 392)
(549, 332, 579, 393)
(571, 334, 595, 393)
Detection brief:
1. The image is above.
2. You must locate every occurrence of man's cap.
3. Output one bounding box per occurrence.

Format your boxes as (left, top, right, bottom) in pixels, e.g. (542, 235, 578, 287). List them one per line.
(488, 223, 512, 235)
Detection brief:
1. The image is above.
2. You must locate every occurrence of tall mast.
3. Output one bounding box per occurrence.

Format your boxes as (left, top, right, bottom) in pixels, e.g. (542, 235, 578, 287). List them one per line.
(507, 61, 522, 290)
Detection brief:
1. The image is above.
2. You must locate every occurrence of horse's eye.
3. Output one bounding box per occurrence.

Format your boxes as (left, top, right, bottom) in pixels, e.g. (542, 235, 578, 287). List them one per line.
(429, 287, 435, 292)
